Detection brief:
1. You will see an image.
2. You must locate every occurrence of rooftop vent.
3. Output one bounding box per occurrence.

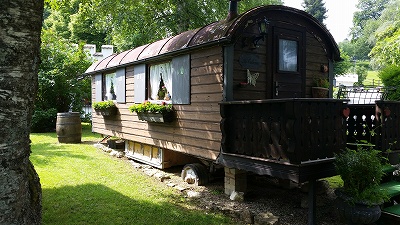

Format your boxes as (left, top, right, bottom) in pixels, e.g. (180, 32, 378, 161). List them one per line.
(227, 0, 241, 21)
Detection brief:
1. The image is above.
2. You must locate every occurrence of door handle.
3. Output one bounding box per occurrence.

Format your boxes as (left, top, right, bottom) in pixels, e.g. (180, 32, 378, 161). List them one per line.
(275, 81, 279, 96)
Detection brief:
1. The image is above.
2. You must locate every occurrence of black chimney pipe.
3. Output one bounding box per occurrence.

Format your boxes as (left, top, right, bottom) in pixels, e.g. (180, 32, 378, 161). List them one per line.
(227, 0, 241, 21)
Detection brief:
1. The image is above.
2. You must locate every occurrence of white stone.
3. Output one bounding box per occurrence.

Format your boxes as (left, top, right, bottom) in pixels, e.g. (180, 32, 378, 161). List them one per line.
(229, 191, 244, 201)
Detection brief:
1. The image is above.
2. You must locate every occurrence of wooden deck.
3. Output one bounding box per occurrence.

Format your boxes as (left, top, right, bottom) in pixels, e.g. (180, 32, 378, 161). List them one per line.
(218, 99, 400, 184)
(218, 98, 348, 183)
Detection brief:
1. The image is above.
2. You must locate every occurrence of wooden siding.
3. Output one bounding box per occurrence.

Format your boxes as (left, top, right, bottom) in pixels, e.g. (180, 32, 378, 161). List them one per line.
(232, 23, 330, 100)
(91, 47, 224, 161)
(305, 32, 330, 97)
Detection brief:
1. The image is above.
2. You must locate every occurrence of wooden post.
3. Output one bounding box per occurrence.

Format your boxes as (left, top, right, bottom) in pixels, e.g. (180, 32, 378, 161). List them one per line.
(308, 179, 316, 225)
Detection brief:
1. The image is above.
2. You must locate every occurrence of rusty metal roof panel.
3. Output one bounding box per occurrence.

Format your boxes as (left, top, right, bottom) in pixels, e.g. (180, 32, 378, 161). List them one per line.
(120, 44, 149, 65)
(159, 29, 200, 55)
(188, 20, 235, 46)
(107, 49, 131, 68)
(138, 38, 172, 60)
(94, 54, 117, 71)
(85, 59, 102, 74)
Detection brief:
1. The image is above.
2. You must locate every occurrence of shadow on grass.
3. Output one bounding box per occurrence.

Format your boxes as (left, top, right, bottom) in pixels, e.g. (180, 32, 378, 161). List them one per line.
(43, 183, 230, 225)
(31, 141, 91, 167)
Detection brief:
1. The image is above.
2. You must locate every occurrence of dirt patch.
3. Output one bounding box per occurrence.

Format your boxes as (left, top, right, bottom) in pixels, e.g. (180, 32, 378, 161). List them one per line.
(128, 160, 347, 225)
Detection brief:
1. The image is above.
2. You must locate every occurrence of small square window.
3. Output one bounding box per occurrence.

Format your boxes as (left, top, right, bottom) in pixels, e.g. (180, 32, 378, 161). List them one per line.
(279, 39, 298, 72)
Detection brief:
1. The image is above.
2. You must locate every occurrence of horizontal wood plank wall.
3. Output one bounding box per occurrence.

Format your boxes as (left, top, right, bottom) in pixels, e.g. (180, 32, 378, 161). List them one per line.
(91, 47, 224, 161)
(305, 32, 330, 97)
(232, 23, 268, 101)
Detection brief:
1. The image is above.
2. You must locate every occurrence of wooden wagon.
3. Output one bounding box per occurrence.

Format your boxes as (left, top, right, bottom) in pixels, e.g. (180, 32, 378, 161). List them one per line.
(83, 1, 400, 224)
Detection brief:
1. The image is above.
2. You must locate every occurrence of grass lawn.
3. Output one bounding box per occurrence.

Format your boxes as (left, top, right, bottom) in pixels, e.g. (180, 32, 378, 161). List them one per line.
(30, 123, 235, 225)
(364, 71, 381, 86)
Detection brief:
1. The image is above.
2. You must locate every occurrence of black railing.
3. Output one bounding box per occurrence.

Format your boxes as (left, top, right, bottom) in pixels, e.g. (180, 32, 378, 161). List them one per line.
(346, 101, 400, 152)
(220, 99, 348, 164)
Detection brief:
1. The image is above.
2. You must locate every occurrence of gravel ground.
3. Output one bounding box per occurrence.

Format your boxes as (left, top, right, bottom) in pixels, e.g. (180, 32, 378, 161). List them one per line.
(128, 159, 348, 225)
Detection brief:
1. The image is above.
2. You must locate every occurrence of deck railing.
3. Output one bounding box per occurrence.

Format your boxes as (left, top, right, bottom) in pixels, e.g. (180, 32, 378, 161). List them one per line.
(220, 99, 349, 164)
(346, 101, 400, 152)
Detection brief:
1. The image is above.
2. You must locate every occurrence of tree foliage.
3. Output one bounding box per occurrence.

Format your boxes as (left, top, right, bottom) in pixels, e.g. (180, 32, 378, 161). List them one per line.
(369, 1, 400, 68)
(334, 49, 352, 76)
(44, 0, 282, 51)
(37, 29, 93, 113)
(302, 0, 327, 24)
(378, 65, 400, 100)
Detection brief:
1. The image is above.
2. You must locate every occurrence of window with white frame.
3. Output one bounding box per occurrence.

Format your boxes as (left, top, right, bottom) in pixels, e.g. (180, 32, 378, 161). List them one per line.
(149, 62, 172, 101)
(104, 72, 117, 100)
(94, 68, 126, 103)
(134, 54, 190, 104)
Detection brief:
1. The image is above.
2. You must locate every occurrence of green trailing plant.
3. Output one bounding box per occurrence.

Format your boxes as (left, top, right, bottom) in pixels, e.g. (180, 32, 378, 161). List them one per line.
(129, 101, 173, 114)
(92, 100, 116, 110)
(314, 77, 330, 88)
(334, 146, 389, 206)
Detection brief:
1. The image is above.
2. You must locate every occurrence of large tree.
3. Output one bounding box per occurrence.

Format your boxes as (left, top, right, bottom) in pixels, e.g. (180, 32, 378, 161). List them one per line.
(0, 0, 44, 224)
(302, 0, 327, 24)
(45, 0, 283, 51)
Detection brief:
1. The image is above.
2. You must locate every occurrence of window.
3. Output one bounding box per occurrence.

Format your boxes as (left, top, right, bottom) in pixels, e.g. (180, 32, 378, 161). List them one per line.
(134, 54, 190, 104)
(104, 72, 117, 100)
(149, 62, 172, 101)
(278, 39, 298, 72)
(94, 68, 125, 103)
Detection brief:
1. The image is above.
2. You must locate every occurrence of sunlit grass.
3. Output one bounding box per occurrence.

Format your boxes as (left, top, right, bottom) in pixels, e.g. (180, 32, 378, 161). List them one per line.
(364, 70, 381, 86)
(30, 123, 235, 225)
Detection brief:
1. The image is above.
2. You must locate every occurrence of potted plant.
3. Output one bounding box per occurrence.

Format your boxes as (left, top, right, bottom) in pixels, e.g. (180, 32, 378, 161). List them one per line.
(129, 101, 174, 123)
(334, 146, 389, 224)
(93, 100, 118, 117)
(312, 77, 329, 98)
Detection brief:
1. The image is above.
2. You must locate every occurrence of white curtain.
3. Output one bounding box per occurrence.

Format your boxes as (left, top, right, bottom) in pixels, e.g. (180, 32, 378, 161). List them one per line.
(105, 73, 116, 100)
(149, 66, 161, 100)
(162, 62, 172, 99)
(149, 62, 172, 100)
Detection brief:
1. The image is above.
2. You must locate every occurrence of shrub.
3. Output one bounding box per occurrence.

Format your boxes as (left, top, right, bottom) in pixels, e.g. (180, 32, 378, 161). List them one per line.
(31, 108, 58, 133)
(129, 101, 173, 113)
(334, 146, 389, 205)
(379, 65, 400, 100)
(92, 101, 116, 110)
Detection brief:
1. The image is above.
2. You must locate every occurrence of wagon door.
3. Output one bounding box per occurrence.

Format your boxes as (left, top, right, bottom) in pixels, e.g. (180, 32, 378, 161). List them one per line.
(271, 26, 305, 99)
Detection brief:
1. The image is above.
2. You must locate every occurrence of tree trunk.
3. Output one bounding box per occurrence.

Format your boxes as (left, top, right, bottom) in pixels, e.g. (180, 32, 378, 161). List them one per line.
(0, 0, 44, 224)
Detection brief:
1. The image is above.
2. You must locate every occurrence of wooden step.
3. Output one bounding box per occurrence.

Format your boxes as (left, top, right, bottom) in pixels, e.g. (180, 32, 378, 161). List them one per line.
(380, 181, 400, 198)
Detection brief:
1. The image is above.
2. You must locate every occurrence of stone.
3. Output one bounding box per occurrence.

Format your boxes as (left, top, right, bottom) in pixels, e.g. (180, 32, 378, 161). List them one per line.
(254, 212, 280, 225)
(143, 169, 156, 177)
(175, 186, 187, 192)
(166, 183, 176, 187)
(186, 191, 201, 198)
(154, 173, 170, 182)
(230, 191, 244, 202)
(240, 209, 254, 224)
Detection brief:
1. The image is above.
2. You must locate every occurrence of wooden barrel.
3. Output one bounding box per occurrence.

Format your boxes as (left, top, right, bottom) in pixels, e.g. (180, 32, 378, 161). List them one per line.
(56, 112, 82, 143)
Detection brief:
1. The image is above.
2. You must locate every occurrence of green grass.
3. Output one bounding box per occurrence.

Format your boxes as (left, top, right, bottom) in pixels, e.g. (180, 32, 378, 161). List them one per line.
(30, 123, 235, 225)
(364, 71, 382, 86)
(323, 176, 343, 189)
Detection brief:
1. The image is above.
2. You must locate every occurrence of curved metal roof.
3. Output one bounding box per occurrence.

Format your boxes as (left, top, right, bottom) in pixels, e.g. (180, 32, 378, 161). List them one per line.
(85, 5, 339, 75)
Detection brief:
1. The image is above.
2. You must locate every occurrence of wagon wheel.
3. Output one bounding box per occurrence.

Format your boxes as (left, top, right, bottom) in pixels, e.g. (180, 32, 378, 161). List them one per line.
(181, 163, 209, 186)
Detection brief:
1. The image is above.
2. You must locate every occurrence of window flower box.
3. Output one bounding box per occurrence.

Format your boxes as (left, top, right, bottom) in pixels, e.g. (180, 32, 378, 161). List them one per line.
(137, 111, 175, 123)
(129, 101, 174, 123)
(93, 100, 118, 117)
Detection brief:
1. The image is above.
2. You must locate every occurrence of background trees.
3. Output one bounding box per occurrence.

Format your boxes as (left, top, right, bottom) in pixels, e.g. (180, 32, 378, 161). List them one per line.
(302, 0, 328, 24)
